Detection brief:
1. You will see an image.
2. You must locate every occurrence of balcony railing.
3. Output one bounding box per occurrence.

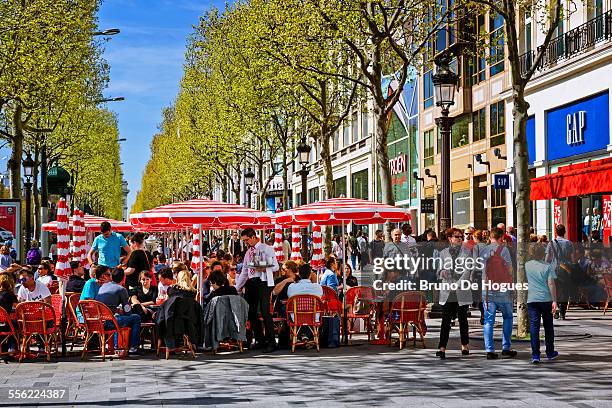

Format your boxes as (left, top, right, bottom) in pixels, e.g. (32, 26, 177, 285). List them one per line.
(519, 10, 612, 76)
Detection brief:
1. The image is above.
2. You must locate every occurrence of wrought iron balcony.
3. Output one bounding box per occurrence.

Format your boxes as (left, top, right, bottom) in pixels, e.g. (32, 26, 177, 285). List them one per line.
(519, 10, 612, 76)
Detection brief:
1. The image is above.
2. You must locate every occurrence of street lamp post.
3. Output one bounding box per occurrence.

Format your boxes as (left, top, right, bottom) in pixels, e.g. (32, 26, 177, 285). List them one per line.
(245, 168, 255, 208)
(433, 53, 458, 233)
(297, 136, 311, 261)
(22, 153, 35, 252)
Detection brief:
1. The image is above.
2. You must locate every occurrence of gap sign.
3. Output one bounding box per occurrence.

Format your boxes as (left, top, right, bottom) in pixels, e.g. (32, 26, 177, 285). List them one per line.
(494, 174, 510, 189)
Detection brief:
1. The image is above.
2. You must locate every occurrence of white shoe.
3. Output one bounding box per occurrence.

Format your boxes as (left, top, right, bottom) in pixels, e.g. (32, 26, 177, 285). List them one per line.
(128, 347, 138, 354)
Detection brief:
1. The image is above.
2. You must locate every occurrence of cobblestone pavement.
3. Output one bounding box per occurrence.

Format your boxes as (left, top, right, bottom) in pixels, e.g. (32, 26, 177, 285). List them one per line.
(1, 310, 611, 408)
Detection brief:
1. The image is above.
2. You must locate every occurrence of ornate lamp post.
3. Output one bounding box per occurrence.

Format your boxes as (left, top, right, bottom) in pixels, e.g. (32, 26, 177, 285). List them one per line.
(433, 53, 458, 233)
(245, 168, 255, 208)
(22, 153, 35, 252)
(296, 136, 312, 260)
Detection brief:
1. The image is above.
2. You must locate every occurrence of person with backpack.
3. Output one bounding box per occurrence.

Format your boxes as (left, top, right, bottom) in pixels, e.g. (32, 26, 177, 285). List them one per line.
(545, 224, 574, 319)
(356, 230, 369, 269)
(347, 231, 359, 271)
(479, 227, 517, 360)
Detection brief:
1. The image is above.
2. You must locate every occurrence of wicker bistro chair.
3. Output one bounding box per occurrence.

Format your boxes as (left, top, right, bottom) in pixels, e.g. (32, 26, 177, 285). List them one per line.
(345, 286, 376, 340)
(66, 293, 85, 350)
(0, 306, 19, 358)
(78, 300, 129, 361)
(604, 274, 612, 315)
(15, 301, 59, 362)
(50, 294, 63, 327)
(285, 295, 324, 352)
(47, 281, 60, 295)
(321, 286, 342, 317)
(387, 291, 427, 349)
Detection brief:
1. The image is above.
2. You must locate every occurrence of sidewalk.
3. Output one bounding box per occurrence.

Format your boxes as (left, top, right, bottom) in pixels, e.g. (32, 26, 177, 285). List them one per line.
(0, 309, 610, 407)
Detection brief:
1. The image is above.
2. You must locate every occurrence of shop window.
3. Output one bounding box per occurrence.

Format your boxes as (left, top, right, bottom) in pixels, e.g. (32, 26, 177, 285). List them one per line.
(490, 101, 505, 147)
(423, 129, 434, 167)
(490, 12, 505, 76)
(452, 114, 469, 148)
(472, 108, 486, 142)
(351, 169, 369, 200)
(424, 70, 434, 109)
(452, 190, 470, 226)
(490, 185, 506, 226)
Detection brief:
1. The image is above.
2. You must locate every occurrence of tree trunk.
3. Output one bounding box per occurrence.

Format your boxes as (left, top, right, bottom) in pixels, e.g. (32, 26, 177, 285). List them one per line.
(10, 105, 24, 199)
(513, 91, 531, 338)
(33, 145, 41, 242)
(282, 145, 289, 211)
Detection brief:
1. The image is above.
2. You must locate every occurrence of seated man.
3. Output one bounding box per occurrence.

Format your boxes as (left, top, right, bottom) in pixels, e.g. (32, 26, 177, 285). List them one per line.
(66, 260, 86, 293)
(287, 263, 323, 298)
(77, 265, 110, 323)
(156, 267, 175, 304)
(17, 268, 51, 303)
(95, 268, 141, 354)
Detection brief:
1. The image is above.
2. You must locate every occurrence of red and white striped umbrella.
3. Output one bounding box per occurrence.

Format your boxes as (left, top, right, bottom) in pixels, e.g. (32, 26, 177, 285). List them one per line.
(274, 224, 284, 263)
(130, 198, 272, 228)
(42, 214, 134, 233)
(191, 224, 201, 273)
(72, 209, 87, 265)
(290, 226, 302, 261)
(311, 224, 324, 270)
(55, 198, 71, 278)
(275, 197, 411, 225)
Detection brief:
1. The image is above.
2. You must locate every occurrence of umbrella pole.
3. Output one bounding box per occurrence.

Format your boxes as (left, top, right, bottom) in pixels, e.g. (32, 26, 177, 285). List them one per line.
(198, 224, 204, 308)
(342, 220, 349, 345)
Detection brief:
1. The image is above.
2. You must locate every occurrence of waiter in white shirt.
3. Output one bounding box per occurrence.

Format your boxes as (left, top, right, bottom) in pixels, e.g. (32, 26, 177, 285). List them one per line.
(235, 227, 279, 353)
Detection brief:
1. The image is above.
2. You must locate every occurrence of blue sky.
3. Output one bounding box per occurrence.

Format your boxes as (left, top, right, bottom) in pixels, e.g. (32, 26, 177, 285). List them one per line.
(98, 0, 227, 212)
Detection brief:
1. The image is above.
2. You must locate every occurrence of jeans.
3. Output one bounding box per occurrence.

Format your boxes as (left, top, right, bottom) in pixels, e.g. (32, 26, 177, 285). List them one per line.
(350, 254, 357, 270)
(115, 313, 141, 348)
(438, 303, 469, 349)
(528, 302, 555, 358)
(483, 299, 513, 352)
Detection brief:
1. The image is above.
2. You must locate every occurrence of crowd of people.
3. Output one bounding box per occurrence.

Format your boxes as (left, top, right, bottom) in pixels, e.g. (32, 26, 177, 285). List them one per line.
(0, 219, 610, 364)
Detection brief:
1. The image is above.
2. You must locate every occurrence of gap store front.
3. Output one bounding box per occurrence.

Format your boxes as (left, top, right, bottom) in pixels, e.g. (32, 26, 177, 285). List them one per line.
(530, 91, 612, 243)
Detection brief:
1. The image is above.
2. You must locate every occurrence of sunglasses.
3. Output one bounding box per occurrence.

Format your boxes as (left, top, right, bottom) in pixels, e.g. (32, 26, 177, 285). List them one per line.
(452, 235, 464, 239)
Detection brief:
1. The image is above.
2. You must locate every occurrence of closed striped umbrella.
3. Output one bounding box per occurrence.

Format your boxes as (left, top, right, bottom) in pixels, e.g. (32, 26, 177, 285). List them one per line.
(274, 224, 284, 263)
(191, 224, 201, 273)
(71, 209, 86, 264)
(290, 226, 302, 261)
(311, 224, 323, 270)
(55, 198, 71, 278)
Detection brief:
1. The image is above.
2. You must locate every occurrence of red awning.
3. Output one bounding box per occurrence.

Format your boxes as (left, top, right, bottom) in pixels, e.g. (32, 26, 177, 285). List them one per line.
(530, 157, 612, 200)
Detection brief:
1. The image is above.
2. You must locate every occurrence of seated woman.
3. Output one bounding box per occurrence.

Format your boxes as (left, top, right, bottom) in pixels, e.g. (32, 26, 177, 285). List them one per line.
(273, 261, 299, 316)
(207, 270, 238, 300)
(131, 271, 158, 322)
(0, 273, 17, 354)
(338, 264, 358, 292)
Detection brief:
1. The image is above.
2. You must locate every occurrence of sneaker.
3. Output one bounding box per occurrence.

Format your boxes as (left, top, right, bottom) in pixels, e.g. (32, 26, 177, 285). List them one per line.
(546, 351, 559, 361)
(486, 352, 499, 360)
(128, 347, 139, 354)
(501, 349, 518, 358)
(531, 356, 541, 364)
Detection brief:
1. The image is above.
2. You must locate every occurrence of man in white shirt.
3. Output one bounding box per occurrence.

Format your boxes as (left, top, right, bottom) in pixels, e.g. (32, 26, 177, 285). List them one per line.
(287, 263, 323, 298)
(236, 227, 279, 353)
(17, 269, 51, 303)
(401, 223, 417, 245)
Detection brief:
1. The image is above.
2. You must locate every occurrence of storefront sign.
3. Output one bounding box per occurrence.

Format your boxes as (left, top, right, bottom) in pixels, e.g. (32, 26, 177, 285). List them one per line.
(420, 198, 435, 214)
(603, 195, 612, 244)
(493, 174, 510, 189)
(389, 154, 407, 176)
(452, 191, 470, 226)
(553, 200, 561, 230)
(547, 91, 609, 161)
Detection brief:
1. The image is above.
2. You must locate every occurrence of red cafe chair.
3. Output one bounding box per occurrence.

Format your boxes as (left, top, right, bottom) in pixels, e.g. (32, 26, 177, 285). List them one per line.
(345, 286, 375, 340)
(387, 291, 427, 349)
(15, 301, 59, 362)
(321, 286, 342, 317)
(286, 294, 324, 352)
(0, 306, 19, 358)
(78, 300, 129, 361)
(66, 293, 85, 350)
